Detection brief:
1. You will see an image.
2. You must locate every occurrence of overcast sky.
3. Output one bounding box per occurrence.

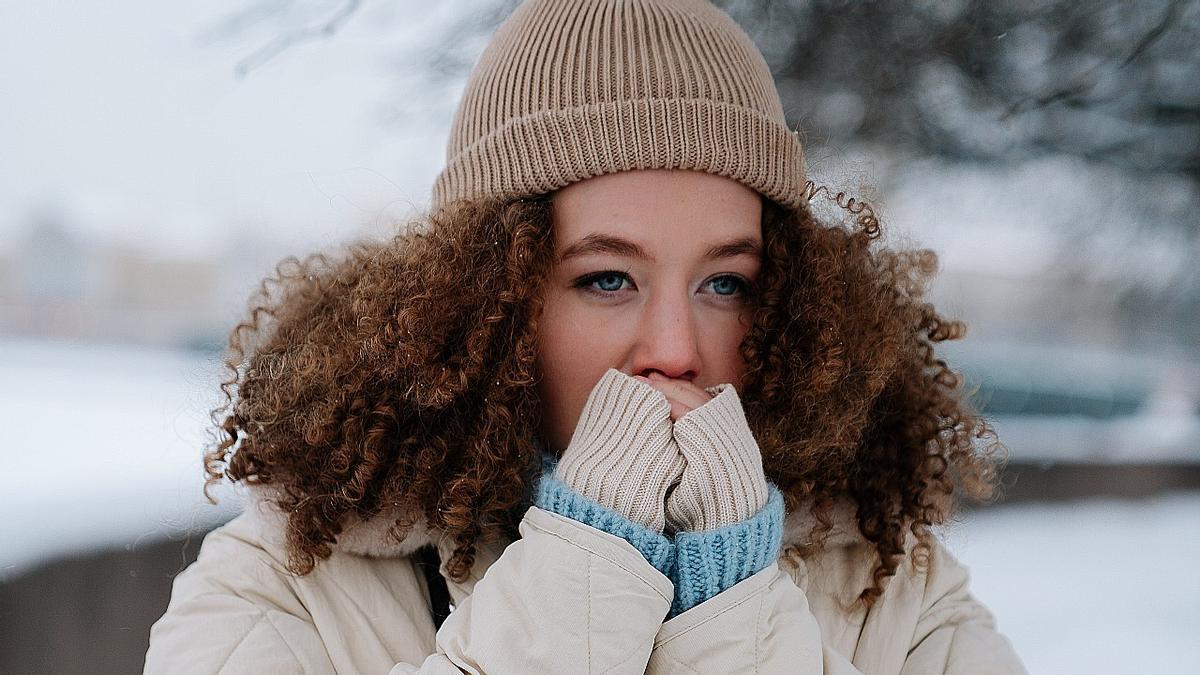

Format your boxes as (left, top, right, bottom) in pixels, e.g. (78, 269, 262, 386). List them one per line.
(0, 0, 453, 258)
(2, 1, 1193, 294)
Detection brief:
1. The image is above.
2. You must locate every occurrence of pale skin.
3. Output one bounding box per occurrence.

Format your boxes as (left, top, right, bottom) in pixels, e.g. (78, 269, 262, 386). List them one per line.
(535, 168, 764, 452)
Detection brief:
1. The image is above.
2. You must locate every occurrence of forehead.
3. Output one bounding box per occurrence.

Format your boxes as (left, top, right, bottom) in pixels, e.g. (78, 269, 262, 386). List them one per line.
(549, 169, 763, 251)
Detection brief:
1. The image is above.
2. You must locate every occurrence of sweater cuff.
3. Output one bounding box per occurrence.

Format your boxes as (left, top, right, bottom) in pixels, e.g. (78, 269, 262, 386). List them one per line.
(535, 465, 676, 578)
(667, 482, 785, 618)
(552, 368, 682, 533)
(666, 382, 770, 533)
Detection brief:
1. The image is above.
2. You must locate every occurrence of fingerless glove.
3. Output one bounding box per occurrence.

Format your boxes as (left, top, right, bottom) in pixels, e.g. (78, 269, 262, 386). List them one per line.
(533, 370, 784, 619)
(551, 368, 685, 534)
(665, 382, 770, 534)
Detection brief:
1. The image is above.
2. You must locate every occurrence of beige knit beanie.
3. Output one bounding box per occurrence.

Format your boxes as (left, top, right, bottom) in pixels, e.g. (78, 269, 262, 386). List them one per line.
(431, 0, 807, 212)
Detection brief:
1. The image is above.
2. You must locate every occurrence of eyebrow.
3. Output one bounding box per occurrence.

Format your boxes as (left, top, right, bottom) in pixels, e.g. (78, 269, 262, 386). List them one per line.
(557, 233, 762, 264)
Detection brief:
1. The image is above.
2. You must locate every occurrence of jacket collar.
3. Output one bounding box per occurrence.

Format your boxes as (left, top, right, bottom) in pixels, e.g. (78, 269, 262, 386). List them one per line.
(243, 484, 437, 558)
(243, 481, 865, 562)
(244, 481, 866, 609)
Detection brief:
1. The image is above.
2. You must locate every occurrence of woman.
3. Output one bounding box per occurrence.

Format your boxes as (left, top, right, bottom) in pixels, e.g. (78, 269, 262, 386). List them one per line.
(146, 0, 1025, 672)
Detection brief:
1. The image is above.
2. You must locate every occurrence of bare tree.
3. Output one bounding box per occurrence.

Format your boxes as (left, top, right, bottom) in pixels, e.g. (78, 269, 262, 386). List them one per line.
(208, 0, 1200, 343)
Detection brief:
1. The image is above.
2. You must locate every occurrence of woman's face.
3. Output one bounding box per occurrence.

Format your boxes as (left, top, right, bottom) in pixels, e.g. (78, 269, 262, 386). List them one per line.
(535, 169, 764, 453)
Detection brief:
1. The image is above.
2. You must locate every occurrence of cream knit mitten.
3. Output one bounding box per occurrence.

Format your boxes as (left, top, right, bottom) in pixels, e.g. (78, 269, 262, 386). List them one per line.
(552, 368, 685, 533)
(664, 383, 770, 534)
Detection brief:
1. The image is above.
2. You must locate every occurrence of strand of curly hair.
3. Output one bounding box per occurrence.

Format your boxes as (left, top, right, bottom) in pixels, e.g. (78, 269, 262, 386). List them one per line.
(203, 189, 1005, 606)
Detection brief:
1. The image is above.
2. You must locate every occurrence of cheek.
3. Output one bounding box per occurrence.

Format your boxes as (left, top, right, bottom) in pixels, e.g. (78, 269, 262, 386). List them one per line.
(537, 289, 626, 368)
(534, 293, 613, 451)
(700, 311, 754, 382)
(536, 293, 587, 378)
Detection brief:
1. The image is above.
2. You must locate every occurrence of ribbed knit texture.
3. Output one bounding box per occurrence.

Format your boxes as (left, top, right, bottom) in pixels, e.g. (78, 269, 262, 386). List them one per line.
(665, 382, 770, 534)
(536, 456, 785, 617)
(668, 482, 785, 618)
(431, 0, 807, 212)
(535, 461, 676, 577)
(552, 368, 684, 533)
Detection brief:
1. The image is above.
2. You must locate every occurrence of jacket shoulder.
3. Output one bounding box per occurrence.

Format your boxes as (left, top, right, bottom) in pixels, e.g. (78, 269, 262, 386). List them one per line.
(835, 531, 1027, 674)
(154, 511, 318, 625)
(147, 509, 441, 673)
(144, 512, 333, 672)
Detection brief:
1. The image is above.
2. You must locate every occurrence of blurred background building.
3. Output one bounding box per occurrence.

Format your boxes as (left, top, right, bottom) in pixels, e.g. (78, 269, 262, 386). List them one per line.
(1, 0, 1197, 672)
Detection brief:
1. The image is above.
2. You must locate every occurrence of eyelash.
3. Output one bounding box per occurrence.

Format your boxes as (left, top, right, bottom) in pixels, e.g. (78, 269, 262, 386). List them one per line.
(572, 270, 753, 301)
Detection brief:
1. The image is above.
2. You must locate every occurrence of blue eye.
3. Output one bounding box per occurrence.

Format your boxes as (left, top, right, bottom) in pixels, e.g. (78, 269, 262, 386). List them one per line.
(706, 275, 750, 297)
(592, 273, 628, 292)
(572, 271, 752, 301)
(574, 271, 633, 296)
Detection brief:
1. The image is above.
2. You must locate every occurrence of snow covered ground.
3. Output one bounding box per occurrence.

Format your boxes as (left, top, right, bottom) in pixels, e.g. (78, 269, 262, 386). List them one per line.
(1, 338, 1197, 673)
(944, 493, 1200, 673)
(0, 338, 243, 579)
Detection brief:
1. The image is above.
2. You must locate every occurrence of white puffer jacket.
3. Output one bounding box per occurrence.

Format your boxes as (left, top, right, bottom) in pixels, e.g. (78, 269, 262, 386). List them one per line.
(145, 483, 1024, 674)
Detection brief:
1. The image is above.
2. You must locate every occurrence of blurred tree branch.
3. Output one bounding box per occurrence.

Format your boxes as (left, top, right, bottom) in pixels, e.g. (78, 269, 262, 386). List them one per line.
(209, 0, 1200, 339)
(1004, 0, 1182, 117)
(210, 0, 1199, 176)
(202, 0, 364, 78)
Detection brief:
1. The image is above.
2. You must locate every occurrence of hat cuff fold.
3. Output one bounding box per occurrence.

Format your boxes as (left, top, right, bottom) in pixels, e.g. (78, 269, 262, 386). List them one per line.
(432, 97, 806, 212)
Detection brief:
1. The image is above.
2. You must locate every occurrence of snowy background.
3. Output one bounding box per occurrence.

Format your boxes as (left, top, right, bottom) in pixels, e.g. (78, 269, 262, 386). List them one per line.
(1, 337, 1196, 672)
(1, 1, 1197, 672)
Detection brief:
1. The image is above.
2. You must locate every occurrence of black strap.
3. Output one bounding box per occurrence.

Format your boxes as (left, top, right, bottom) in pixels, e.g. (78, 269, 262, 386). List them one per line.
(414, 545, 453, 630)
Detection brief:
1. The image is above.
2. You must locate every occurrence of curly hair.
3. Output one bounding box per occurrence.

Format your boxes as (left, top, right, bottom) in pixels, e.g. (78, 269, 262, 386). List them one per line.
(204, 187, 1004, 605)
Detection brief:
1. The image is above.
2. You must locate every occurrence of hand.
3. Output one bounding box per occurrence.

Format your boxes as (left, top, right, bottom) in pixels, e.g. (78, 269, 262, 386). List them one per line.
(631, 372, 714, 421)
(552, 369, 685, 533)
(634, 374, 769, 534)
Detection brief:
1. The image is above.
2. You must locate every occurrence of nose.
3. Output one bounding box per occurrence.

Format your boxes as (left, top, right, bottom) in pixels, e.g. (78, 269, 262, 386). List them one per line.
(629, 287, 702, 381)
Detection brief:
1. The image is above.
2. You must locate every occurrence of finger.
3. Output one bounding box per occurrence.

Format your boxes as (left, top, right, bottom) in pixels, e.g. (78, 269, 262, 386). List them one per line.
(635, 375, 695, 405)
(634, 376, 678, 408)
(635, 376, 692, 419)
(631, 374, 667, 399)
(645, 373, 713, 410)
(667, 398, 692, 422)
